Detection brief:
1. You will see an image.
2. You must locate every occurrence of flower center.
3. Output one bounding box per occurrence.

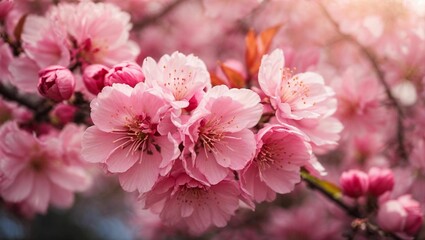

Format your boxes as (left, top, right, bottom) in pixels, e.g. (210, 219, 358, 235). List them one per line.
(255, 144, 275, 170)
(29, 156, 47, 172)
(113, 116, 157, 156)
(280, 68, 311, 106)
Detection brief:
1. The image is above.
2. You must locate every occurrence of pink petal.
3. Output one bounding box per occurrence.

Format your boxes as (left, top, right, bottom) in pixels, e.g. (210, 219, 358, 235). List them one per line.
(195, 150, 228, 185)
(81, 126, 121, 164)
(180, 201, 194, 218)
(118, 152, 161, 193)
(153, 135, 180, 170)
(261, 167, 301, 194)
(90, 84, 133, 132)
(47, 166, 91, 192)
(27, 174, 51, 213)
(214, 130, 256, 170)
(105, 146, 140, 173)
(258, 49, 285, 97)
(49, 183, 74, 208)
(1, 169, 34, 202)
(131, 87, 169, 123)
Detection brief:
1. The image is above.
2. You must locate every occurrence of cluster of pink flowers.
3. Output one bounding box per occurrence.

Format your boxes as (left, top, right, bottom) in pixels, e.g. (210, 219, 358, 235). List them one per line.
(80, 49, 338, 233)
(0, 0, 424, 239)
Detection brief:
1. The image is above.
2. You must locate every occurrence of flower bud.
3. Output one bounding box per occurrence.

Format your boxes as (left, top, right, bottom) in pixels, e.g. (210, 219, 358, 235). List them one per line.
(0, 0, 14, 20)
(38, 65, 75, 102)
(50, 103, 77, 126)
(368, 167, 394, 196)
(377, 195, 423, 236)
(398, 195, 423, 236)
(82, 64, 109, 95)
(104, 61, 144, 87)
(340, 169, 369, 198)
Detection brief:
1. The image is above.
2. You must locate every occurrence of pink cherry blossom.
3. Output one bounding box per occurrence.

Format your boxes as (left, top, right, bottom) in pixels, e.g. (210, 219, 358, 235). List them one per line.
(377, 195, 423, 236)
(81, 83, 180, 193)
(47, 1, 140, 66)
(258, 48, 335, 121)
(140, 167, 240, 234)
(241, 124, 313, 203)
(182, 85, 262, 185)
(143, 51, 210, 110)
(0, 121, 91, 213)
(332, 67, 387, 138)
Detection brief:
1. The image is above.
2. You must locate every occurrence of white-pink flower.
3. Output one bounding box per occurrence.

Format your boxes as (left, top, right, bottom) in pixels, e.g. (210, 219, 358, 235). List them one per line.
(0, 121, 91, 214)
(143, 51, 210, 109)
(141, 166, 240, 234)
(182, 85, 263, 185)
(258, 49, 335, 121)
(81, 83, 180, 193)
(47, 1, 139, 66)
(241, 124, 313, 202)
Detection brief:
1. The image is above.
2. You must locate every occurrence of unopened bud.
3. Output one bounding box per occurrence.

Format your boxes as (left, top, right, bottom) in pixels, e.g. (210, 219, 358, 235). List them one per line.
(340, 169, 369, 198)
(38, 65, 75, 102)
(104, 61, 144, 87)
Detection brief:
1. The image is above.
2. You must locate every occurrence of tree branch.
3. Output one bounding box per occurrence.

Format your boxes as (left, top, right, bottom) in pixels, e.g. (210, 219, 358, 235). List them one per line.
(0, 82, 52, 122)
(316, 2, 408, 162)
(133, 0, 189, 30)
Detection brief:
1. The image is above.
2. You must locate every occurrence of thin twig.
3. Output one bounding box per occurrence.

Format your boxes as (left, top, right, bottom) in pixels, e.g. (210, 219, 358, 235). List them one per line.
(133, 0, 189, 30)
(316, 2, 408, 162)
(0, 82, 52, 122)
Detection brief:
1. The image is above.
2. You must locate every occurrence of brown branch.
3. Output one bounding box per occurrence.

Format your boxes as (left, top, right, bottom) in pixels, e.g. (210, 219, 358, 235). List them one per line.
(316, 2, 408, 162)
(133, 0, 189, 30)
(0, 82, 52, 122)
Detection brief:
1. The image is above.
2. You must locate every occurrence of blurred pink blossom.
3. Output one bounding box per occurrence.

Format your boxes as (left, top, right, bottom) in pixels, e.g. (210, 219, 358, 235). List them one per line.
(377, 195, 423, 236)
(0, 121, 91, 214)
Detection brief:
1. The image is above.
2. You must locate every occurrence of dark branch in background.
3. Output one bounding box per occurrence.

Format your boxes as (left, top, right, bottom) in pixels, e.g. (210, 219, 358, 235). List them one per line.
(0, 83, 52, 122)
(235, 0, 271, 34)
(316, 2, 408, 162)
(301, 170, 402, 240)
(133, 0, 189, 30)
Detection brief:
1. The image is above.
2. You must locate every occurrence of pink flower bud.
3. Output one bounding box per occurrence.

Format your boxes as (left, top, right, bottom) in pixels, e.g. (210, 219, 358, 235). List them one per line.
(50, 103, 77, 125)
(0, 0, 13, 20)
(340, 169, 369, 198)
(82, 64, 109, 95)
(104, 61, 144, 87)
(368, 167, 394, 196)
(398, 195, 423, 236)
(377, 195, 423, 236)
(38, 65, 75, 102)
